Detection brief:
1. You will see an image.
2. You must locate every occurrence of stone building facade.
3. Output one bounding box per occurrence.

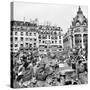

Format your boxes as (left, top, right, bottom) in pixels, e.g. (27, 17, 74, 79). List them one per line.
(63, 6, 88, 49)
(63, 28, 72, 50)
(11, 20, 63, 53)
(11, 20, 38, 52)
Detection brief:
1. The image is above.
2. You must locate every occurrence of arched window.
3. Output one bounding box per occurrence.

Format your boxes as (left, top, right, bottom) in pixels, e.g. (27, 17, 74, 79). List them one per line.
(83, 20, 87, 26)
(38, 35, 41, 39)
(76, 21, 80, 26)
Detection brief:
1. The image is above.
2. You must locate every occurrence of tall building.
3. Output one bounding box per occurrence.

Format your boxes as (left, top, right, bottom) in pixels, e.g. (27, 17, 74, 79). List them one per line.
(72, 6, 88, 48)
(63, 28, 72, 50)
(38, 25, 63, 48)
(63, 6, 88, 49)
(11, 20, 38, 52)
(11, 20, 63, 53)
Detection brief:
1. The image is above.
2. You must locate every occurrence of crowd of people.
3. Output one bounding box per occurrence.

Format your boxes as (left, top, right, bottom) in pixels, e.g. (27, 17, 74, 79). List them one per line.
(11, 46, 88, 88)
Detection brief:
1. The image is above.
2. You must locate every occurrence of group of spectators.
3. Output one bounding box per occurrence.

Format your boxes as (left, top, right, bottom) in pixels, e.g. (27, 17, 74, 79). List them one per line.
(12, 46, 88, 88)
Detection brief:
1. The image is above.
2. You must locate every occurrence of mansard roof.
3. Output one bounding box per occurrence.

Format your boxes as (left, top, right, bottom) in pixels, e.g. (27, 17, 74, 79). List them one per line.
(11, 20, 37, 27)
(72, 6, 88, 27)
(11, 21, 63, 33)
(38, 25, 62, 31)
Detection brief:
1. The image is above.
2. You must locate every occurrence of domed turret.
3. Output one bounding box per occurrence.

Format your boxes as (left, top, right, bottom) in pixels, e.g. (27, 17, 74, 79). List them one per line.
(72, 6, 88, 27)
(77, 6, 83, 14)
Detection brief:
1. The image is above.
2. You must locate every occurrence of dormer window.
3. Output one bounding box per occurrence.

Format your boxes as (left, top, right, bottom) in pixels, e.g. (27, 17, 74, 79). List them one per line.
(83, 21, 87, 26)
(76, 21, 80, 26)
(84, 22, 86, 26)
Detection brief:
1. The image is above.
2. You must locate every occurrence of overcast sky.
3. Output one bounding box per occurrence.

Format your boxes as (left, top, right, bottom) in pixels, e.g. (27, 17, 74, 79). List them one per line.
(13, 2, 88, 33)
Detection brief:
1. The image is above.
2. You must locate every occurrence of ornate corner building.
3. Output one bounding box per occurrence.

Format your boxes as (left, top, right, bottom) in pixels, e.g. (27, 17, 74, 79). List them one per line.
(63, 6, 88, 50)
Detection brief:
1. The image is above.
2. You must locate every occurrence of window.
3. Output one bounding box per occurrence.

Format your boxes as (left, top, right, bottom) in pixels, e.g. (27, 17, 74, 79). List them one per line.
(10, 37, 13, 42)
(29, 44, 32, 47)
(80, 40, 82, 42)
(15, 44, 18, 47)
(11, 32, 13, 36)
(59, 36, 61, 39)
(39, 40, 41, 43)
(45, 35, 47, 39)
(15, 37, 18, 41)
(55, 40, 57, 43)
(34, 38, 36, 41)
(21, 32, 23, 36)
(42, 35, 46, 39)
(38, 35, 41, 39)
(20, 44, 23, 47)
(25, 38, 28, 41)
(76, 22, 80, 26)
(29, 32, 32, 36)
(30, 38, 32, 41)
(52, 41, 54, 43)
(55, 36, 57, 39)
(34, 33, 36, 36)
(26, 32, 28, 36)
(49, 35, 50, 39)
(83, 28, 87, 32)
(34, 43, 36, 47)
(25, 43, 28, 46)
(59, 32, 61, 35)
(34, 43, 36, 45)
(20, 37, 24, 41)
(45, 46, 47, 48)
(75, 40, 79, 43)
(83, 22, 87, 26)
(54, 32, 57, 35)
(15, 32, 17, 35)
(59, 40, 61, 44)
(42, 41, 44, 43)
(59, 45, 62, 48)
(11, 44, 13, 47)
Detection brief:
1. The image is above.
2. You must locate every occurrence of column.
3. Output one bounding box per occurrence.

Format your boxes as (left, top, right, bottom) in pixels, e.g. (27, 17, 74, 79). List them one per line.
(73, 34, 75, 48)
(81, 33, 84, 48)
(70, 35, 72, 48)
